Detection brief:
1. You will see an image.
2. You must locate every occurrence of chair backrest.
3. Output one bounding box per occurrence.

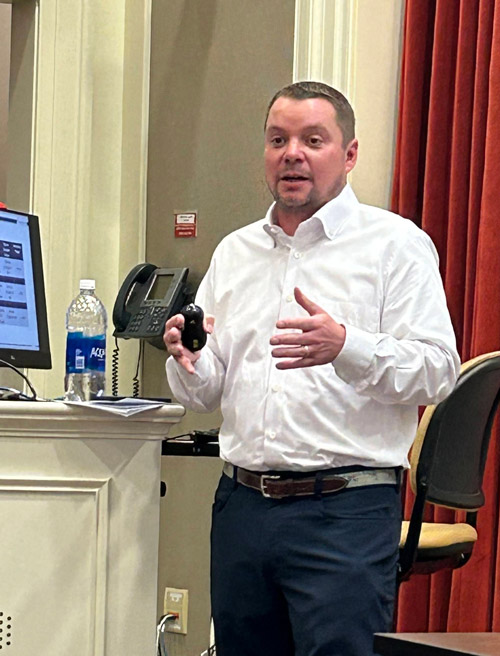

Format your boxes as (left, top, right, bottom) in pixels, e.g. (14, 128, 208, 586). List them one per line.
(409, 352, 500, 510)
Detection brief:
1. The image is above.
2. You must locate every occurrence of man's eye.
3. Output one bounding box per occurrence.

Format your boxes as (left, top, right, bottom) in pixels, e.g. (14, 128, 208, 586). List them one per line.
(270, 136, 285, 147)
(308, 136, 323, 147)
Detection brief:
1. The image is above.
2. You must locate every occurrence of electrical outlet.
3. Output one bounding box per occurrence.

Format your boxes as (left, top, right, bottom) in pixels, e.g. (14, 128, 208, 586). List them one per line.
(164, 587, 189, 634)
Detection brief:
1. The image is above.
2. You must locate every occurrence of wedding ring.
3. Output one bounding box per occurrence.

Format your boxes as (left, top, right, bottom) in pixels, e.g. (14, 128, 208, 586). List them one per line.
(303, 345, 309, 355)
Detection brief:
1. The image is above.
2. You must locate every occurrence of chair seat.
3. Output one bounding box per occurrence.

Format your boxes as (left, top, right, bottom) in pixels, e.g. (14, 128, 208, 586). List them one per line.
(400, 521, 478, 553)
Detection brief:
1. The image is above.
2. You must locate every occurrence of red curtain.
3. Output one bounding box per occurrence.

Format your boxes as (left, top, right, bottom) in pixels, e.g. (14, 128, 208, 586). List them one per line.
(392, 0, 500, 631)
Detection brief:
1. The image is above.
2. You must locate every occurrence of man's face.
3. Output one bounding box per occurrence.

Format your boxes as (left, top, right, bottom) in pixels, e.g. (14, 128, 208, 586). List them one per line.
(264, 97, 358, 220)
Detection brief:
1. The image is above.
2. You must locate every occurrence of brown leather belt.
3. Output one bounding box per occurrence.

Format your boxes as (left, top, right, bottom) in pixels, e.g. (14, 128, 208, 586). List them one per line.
(222, 462, 398, 499)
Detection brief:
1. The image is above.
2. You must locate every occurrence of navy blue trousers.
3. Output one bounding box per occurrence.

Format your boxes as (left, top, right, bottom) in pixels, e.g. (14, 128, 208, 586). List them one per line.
(210, 472, 401, 656)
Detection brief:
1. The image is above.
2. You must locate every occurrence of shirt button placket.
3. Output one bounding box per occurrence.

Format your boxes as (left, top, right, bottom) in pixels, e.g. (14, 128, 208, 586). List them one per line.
(279, 248, 300, 320)
(263, 244, 300, 455)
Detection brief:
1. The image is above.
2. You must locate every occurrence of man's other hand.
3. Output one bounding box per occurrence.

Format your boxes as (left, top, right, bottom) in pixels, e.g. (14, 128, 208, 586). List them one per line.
(270, 287, 346, 369)
(163, 313, 214, 374)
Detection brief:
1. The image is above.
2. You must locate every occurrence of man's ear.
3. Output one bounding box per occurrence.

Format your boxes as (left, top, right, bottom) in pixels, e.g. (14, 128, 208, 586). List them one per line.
(345, 139, 358, 174)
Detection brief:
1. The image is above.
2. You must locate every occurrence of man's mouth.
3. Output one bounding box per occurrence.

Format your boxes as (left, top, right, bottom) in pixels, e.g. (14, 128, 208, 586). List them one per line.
(280, 173, 310, 182)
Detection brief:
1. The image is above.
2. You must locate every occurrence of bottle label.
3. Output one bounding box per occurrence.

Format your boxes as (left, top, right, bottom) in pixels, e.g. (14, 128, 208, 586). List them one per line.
(66, 332, 88, 374)
(88, 335, 106, 372)
(66, 333, 106, 374)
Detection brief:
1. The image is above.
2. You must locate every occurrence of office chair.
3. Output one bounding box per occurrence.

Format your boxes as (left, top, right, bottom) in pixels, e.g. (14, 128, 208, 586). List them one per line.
(398, 351, 500, 584)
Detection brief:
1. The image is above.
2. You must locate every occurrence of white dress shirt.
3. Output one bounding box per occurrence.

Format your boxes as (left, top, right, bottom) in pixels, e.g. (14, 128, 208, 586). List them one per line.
(166, 184, 460, 471)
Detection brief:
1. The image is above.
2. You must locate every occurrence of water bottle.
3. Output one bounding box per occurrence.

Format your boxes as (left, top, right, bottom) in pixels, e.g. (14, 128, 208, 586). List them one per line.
(64, 279, 107, 401)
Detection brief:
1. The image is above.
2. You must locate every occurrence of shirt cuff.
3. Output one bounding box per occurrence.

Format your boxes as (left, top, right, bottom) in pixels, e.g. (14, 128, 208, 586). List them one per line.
(333, 323, 376, 382)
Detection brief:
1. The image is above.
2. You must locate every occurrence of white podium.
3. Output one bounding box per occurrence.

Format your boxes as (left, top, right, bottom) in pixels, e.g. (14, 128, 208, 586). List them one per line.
(0, 400, 184, 655)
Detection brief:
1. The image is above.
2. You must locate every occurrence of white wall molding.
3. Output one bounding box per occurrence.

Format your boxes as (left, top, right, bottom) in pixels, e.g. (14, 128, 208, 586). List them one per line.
(294, 0, 358, 101)
(8, 0, 152, 398)
(294, 0, 405, 209)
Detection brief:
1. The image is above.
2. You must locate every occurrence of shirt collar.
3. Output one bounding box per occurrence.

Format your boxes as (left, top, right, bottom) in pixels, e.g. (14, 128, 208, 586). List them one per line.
(263, 182, 359, 244)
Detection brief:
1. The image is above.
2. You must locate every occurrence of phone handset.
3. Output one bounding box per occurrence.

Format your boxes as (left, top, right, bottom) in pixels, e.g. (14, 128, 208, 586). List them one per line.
(112, 262, 157, 332)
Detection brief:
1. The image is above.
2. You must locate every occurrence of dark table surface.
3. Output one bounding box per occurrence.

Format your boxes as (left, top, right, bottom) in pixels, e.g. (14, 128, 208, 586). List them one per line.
(374, 633, 500, 656)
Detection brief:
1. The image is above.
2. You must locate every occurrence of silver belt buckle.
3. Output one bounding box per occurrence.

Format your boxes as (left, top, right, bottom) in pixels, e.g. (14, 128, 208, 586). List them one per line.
(260, 474, 281, 498)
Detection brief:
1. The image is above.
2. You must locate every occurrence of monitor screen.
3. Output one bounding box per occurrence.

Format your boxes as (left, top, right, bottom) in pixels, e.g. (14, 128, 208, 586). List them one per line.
(0, 208, 51, 369)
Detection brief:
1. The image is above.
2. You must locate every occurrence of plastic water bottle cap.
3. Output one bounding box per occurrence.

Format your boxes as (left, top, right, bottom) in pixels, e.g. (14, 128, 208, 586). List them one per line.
(79, 279, 96, 290)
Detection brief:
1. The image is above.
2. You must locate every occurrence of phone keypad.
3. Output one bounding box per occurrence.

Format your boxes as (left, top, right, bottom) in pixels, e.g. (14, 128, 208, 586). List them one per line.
(128, 308, 147, 333)
(127, 306, 168, 335)
(146, 307, 166, 332)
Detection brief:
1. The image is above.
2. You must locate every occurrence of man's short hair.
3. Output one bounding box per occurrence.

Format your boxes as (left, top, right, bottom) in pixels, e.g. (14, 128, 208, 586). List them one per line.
(265, 81, 355, 147)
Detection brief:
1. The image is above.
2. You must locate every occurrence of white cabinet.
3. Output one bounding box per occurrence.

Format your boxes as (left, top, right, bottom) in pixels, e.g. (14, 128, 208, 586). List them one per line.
(0, 400, 184, 655)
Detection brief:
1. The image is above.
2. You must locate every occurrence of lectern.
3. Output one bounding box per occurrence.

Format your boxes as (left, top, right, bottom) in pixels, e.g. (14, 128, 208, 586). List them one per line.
(0, 400, 184, 655)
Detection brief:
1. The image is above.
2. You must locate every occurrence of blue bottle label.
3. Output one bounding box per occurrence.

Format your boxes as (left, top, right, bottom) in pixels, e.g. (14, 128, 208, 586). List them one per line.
(66, 332, 88, 374)
(66, 333, 106, 374)
(87, 335, 106, 372)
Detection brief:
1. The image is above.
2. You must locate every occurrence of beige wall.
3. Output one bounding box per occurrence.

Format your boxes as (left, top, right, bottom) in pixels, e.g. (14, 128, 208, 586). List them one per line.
(350, 0, 405, 207)
(0, 4, 11, 201)
(292, 0, 404, 209)
(0, 1, 23, 391)
(145, 1, 295, 654)
(4, 0, 151, 400)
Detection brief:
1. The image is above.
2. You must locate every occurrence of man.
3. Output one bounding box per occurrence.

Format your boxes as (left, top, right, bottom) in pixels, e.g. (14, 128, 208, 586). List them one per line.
(164, 81, 459, 656)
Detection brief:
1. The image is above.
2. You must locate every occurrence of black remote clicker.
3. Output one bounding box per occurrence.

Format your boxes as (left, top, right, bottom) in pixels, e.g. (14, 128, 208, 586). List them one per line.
(180, 304, 208, 352)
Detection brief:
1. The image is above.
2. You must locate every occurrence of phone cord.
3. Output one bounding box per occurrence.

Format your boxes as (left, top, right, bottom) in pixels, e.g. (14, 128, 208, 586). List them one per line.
(111, 338, 120, 396)
(132, 341, 143, 398)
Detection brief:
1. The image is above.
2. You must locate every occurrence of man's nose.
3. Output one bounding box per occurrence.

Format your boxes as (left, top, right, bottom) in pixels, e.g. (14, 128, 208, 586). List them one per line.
(284, 138, 304, 161)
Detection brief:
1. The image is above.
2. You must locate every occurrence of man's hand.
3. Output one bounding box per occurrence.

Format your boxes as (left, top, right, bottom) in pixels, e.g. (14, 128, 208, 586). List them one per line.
(163, 313, 214, 374)
(270, 287, 346, 369)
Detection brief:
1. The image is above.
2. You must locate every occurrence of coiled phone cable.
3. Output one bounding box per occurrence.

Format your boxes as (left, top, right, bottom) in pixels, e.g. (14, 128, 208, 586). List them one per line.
(111, 338, 120, 396)
(111, 338, 142, 398)
(132, 340, 143, 398)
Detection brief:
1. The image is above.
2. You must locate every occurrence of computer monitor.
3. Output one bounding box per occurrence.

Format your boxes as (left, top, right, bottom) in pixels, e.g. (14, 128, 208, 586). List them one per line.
(0, 208, 51, 369)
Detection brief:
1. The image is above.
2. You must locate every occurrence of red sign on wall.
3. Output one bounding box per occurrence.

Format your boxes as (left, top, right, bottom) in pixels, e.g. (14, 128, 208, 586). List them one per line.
(174, 212, 197, 238)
